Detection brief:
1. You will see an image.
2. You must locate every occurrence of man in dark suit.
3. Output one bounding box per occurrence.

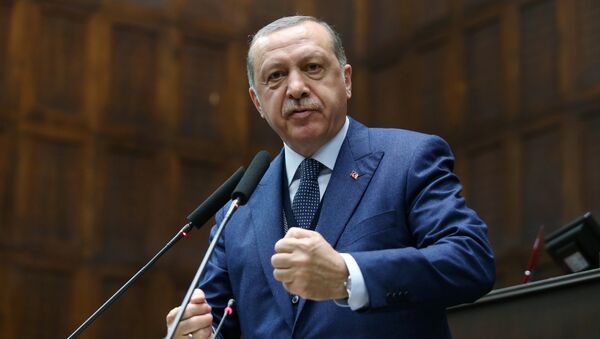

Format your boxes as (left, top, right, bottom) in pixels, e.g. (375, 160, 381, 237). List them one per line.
(166, 15, 495, 338)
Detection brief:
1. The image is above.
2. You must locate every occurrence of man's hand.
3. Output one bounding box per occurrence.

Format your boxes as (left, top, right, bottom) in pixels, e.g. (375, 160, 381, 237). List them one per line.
(271, 227, 349, 300)
(166, 289, 213, 339)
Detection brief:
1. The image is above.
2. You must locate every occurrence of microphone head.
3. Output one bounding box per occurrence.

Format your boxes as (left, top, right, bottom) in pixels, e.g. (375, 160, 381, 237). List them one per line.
(227, 299, 235, 307)
(187, 166, 245, 228)
(232, 151, 271, 205)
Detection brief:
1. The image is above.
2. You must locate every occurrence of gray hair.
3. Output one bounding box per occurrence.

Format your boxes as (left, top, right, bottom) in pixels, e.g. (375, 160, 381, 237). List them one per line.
(246, 16, 347, 88)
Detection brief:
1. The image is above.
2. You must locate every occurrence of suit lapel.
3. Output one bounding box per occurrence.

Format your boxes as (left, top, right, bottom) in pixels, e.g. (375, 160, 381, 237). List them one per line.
(249, 152, 295, 329)
(294, 118, 384, 324)
(316, 118, 383, 248)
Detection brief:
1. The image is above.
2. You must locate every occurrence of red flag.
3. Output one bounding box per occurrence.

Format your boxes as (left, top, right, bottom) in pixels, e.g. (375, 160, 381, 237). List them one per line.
(523, 225, 545, 283)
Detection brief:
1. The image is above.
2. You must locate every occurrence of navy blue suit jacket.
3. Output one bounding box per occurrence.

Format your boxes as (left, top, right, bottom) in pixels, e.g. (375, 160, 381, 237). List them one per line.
(201, 118, 495, 338)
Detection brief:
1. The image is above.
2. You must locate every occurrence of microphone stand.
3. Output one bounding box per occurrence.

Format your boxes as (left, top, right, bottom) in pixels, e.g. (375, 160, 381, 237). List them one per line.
(67, 166, 246, 338)
(165, 199, 240, 339)
(67, 223, 195, 339)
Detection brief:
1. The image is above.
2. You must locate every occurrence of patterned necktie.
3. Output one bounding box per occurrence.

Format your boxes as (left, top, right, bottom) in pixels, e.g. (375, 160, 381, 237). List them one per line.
(292, 158, 323, 229)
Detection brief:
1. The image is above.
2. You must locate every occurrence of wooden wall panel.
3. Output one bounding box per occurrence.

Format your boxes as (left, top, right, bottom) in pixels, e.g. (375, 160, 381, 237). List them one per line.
(0, 131, 15, 235)
(315, 0, 355, 60)
(465, 19, 504, 129)
(0, 2, 11, 115)
(368, 0, 405, 53)
(107, 23, 158, 131)
(3, 0, 600, 336)
(164, 157, 224, 269)
(464, 0, 497, 8)
(466, 143, 510, 252)
(179, 39, 227, 141)
(416, 40, 449, 134)
(119, 0, 164, 7)
(246, 0, 294, 33)
(31, 4, 87, 121)
(370, 60, 412, 129)
(96, 275, 157, 337)
(248, 112, 281, 153)
(96, 145, 167, 263)
(412, 0, 450, 29)
(574, 0, 600, 91)
(4, 266, 72, 338)
(12, 135, 84, 252)
(519, 0, 559, 115)
(521, 127, 563, 240)
(181, 0, 248, 34)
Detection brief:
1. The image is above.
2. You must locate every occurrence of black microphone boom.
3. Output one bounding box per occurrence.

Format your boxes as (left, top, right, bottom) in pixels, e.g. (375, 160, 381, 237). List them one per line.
(166, 151, 270, 339)
(232, 150, 271, 205)
(66, 166, 245, 339)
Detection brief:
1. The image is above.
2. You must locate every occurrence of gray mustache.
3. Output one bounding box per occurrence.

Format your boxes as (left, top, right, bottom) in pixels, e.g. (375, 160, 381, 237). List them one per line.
(283, 98, 323, 115)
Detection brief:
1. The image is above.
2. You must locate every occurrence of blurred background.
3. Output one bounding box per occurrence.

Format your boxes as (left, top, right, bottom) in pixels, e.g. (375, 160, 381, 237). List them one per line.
(0, 0, 599, 337)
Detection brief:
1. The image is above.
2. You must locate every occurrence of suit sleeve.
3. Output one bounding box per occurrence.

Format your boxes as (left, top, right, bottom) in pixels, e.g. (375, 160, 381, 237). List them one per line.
(198, 204, 241, 338)
(351, 135, 495, 310)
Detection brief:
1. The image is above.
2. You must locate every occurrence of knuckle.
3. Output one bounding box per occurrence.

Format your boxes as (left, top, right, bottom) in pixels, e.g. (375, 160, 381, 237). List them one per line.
(166, 307, 178, 323)
(292, 253, 310, 267)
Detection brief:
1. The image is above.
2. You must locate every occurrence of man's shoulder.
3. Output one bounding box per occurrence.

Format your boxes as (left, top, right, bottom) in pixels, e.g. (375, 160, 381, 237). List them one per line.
(347, 117, 452, 159)
(349, 116, 437, 143)
(369, 126, 431, 141)
(364, 125, 444, 149)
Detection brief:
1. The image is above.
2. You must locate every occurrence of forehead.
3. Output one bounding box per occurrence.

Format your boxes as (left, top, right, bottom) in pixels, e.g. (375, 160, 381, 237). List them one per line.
(250, 22, 335, 66)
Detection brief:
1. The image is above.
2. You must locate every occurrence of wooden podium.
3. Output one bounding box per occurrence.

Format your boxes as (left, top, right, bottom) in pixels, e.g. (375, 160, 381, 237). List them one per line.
(447, 268, 600, 338)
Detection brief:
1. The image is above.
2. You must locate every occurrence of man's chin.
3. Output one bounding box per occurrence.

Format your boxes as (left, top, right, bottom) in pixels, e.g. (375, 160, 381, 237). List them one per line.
(285, 131, 328, 153)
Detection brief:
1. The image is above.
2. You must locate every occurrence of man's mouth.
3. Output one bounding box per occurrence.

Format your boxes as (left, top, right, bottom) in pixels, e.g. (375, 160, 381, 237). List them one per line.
(288, 109, 315, 118)
(292, 108, 314, 113)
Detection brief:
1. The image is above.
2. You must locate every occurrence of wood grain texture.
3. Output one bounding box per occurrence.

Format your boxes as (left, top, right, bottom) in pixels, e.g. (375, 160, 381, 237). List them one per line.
(1, 1, 600, 337)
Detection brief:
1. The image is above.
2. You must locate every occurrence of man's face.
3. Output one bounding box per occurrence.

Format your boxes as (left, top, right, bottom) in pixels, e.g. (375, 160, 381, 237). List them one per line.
(249, 21, 352, 156)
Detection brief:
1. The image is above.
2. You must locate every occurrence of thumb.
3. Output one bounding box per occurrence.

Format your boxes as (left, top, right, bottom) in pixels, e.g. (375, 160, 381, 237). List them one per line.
(190, 288, 207, 304)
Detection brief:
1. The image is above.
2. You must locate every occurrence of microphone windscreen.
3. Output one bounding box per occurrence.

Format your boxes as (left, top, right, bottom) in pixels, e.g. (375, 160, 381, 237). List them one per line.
(232, 150, 271, 205)
(187, 166, 245, 228)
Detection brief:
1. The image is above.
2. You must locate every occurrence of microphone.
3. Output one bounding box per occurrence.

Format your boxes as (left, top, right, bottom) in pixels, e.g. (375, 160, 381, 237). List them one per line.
(232, 150, 271, 205)
(188, 166, 245, 227)
(212, 299, 236, 339)
(166, 151, 271, 339)
(67, 167, 245, 339)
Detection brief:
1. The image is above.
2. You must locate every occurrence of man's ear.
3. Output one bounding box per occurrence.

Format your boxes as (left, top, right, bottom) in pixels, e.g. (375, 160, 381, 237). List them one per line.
(344, 64, 353, 99)
(249, 87, 264, 118)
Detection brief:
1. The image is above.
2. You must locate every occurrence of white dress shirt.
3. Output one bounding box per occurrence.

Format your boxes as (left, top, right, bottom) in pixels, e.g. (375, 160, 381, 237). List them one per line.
(283, 117, 369, 310)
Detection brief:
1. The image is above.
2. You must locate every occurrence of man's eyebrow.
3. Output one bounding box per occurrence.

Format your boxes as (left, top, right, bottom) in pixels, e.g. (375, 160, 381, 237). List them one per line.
(297, 48, 327, 60)
(258, 48, 330, 74)
(260, 60, 285, 71)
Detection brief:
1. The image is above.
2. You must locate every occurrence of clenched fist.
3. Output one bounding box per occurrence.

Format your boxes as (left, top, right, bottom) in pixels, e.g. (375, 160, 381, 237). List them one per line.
(271, 227, 349, 300)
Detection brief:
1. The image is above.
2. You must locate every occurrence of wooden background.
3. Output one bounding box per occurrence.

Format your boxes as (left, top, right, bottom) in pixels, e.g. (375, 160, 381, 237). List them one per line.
(1, 0, 599, 337)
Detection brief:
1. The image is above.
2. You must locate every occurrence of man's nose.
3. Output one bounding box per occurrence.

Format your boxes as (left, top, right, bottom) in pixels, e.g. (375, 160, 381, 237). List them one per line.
(286, 70, 309, 99)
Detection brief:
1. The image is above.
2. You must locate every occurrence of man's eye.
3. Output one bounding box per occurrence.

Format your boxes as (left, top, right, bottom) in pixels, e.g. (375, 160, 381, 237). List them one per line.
(268, 71, 286, 81)
(306, 64, 322, 73)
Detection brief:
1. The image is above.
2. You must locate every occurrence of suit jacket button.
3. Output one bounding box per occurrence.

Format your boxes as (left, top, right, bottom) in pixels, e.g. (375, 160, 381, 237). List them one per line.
(291, 295, 299, 304)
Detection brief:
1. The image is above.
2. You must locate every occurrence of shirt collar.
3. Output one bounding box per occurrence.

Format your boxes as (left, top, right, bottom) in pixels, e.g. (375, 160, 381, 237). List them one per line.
(284, 116, 350, 185)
